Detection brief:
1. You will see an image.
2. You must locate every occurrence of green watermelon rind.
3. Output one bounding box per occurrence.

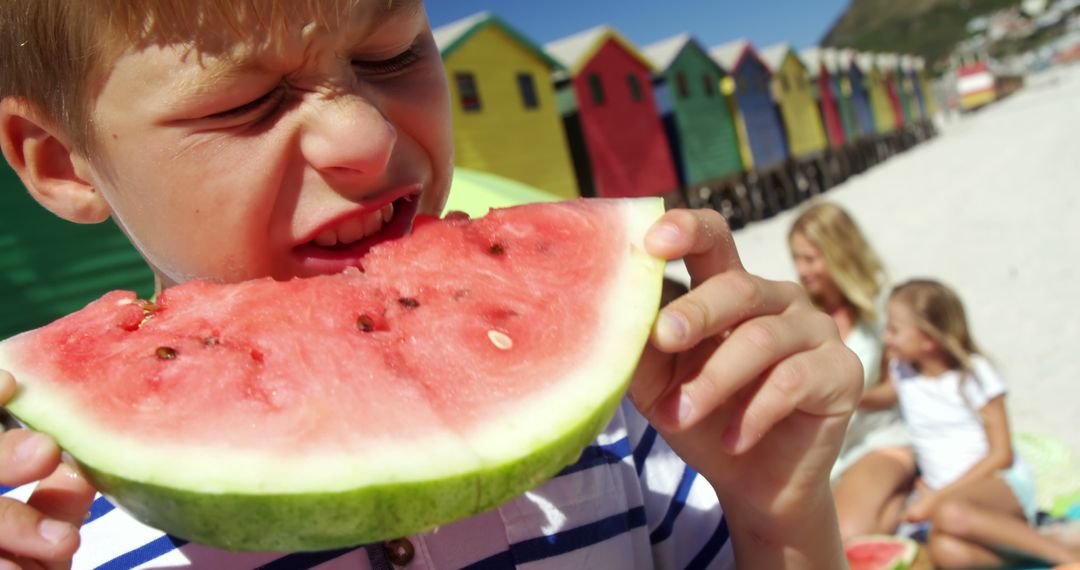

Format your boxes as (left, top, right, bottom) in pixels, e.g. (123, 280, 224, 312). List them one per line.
(2, 198, 667, 551)
(80, 378, 629, 551)
(845, 534, 919, 570)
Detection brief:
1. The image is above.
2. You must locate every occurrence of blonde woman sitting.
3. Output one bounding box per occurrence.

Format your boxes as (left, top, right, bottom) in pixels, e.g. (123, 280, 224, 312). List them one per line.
(789, 202, 915, 540)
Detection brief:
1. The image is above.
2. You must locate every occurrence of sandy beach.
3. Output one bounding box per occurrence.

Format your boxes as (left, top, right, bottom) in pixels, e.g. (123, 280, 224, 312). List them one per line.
(673, 62, 1080, 457)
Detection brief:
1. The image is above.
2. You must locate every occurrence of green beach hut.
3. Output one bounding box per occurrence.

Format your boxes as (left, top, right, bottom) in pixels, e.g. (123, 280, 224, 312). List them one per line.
(0, 164, 153, 339)
(642, 33, 744, 190)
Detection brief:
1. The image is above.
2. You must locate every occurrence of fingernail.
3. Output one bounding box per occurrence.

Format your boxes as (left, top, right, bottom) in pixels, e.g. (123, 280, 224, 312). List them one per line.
(650, 222, 681, 247)
(38, 519, 74, 544)
(14, 432, 47, 463)
(657, 311, 688, 345)
(676, 393, 693, 425)
(721, 427, 741, 454)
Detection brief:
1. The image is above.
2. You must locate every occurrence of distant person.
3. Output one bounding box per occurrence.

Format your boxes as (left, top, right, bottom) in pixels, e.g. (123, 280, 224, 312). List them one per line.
(879, 279, 1079, 568)
(788, 202, 915, 540)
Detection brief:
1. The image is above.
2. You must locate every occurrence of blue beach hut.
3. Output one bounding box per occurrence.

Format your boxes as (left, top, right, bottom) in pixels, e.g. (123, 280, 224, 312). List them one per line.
(709, 40, 788, 171)
(839, 49, 877, 138)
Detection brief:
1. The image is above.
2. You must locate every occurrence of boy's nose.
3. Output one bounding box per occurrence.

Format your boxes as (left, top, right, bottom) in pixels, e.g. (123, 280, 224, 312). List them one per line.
(299, 94, 397, 177)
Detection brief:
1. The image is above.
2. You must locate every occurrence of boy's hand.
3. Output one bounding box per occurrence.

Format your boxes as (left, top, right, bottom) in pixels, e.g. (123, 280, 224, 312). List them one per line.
(629, 209, 862, 539)
(0, 370, 96, 569)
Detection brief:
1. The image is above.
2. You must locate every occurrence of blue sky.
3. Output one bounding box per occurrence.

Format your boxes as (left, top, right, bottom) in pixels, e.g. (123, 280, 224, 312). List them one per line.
(425, 1, 851, 52)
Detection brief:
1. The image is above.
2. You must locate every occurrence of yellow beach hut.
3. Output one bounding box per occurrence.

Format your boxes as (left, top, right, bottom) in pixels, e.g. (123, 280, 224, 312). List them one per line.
(433, 12, 579, 198)
(760, 43, 828, 161)
(857, 52, 898, 134)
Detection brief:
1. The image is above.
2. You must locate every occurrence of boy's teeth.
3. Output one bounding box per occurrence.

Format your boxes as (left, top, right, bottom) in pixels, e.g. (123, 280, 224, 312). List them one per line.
(313, 203, 397, 247)
(314, 229, 339, 247)
(336, 216, 368, 245)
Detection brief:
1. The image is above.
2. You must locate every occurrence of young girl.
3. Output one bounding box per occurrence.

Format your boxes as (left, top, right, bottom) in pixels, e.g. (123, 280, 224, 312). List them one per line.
(788, 202, 915, 540)
(883, 279, 1079, 568)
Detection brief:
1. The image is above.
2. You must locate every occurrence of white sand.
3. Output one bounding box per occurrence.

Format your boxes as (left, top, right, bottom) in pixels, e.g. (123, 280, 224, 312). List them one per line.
(672, 63, 1080, 456)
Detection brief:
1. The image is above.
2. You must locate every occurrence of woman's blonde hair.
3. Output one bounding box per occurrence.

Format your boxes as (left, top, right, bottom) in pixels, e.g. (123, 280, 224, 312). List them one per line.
(889, 279, 983, 376)
(789, 202, 887, 323)
(0, 0, 401, 153)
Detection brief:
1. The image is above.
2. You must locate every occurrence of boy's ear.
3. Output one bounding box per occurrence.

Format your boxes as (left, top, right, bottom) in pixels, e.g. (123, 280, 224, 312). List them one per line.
(0, 97, 110, 224)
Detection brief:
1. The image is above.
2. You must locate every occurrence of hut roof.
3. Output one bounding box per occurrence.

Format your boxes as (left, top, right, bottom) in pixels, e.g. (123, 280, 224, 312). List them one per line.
(759, 43, 793, 73)
(799, 46, 841, 77)
(709, 39, 751, 71)
(876, 52, 901, 70)
(544, 25, 655, 77)
(641, 33, 693, 72)
(432, 11, 563, 70)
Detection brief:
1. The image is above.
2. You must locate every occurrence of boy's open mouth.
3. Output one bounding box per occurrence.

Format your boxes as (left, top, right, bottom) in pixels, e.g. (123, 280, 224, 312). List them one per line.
(292, 192, 421, 271)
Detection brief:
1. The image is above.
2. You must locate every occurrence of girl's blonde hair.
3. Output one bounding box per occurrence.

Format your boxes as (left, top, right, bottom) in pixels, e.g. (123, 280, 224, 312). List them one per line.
(889, 279, 983, 376)
(0, 0, 404, 153)
(788, 202, 887, 324)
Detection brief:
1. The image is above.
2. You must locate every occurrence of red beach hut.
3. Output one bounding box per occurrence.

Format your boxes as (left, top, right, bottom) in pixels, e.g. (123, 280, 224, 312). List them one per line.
(545, 26, 679, 199)
(800, 47, 846, 149)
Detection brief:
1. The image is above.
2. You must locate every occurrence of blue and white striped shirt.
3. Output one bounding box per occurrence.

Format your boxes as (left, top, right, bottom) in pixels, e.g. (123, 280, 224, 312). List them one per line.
(5, 399, 733, 569)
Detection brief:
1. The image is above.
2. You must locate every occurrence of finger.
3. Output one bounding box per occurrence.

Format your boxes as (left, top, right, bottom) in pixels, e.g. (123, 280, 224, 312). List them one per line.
(645, 209, 742, 285)
(29, 462, 96, 530)
(656, 308, 833, 429)
(0, 496, 79, 563)
(0, 430, 62, 486)
(719, 342, 863, 454)
(0, 554, 44, 570)
(654, 273, 805, 352)
(0, 370, 14, 404)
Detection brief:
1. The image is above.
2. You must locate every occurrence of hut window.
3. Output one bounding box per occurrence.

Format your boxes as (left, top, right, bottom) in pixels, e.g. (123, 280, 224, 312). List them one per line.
(702, 73, 714, 96)
(587, 73, 606, 105)
(455, 72, 482, 112)
(627, 74, 643, 102)
(517, 72, 539, 109)
(675, 72, 689, 99)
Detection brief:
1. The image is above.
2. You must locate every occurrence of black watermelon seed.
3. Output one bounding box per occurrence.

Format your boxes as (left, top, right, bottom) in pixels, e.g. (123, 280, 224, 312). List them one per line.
(488, 243, 505, 255)
(155, 346, 177, 360)
(398, 297, 420, 309)
(203, 336, 219, 347)
(358, 314, 376, 332)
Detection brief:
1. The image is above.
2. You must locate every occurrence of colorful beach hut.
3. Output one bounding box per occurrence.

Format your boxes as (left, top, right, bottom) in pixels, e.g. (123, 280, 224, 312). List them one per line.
(839, 49, 877, 138)
(760, 43, 828, 160)
(857, 52, 899, 134)
(881, 53, 914, 128)
(433, 12, 579, 198)
(876, 53, 907, 130)
(545, 26, 678, 199)
(914, 57, 938, 118)
(0, 163, 153, 339)
(709, 40, 788, 171)
(800, 47, 849, 148)
(642, 33, 744, 189)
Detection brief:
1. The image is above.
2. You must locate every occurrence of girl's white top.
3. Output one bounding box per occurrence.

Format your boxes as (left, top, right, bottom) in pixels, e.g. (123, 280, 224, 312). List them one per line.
(891, 355, 1006, 489)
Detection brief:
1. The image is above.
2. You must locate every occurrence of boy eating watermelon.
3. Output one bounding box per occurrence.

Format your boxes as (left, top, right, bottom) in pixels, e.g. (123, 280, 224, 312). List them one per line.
(0, 1, 862, 568)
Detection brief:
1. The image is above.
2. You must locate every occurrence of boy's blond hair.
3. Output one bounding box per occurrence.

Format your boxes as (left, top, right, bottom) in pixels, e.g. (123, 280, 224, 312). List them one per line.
(889, 279, 983, 375)
(0, 0, 399, 154)
(789, 202, 887, 324)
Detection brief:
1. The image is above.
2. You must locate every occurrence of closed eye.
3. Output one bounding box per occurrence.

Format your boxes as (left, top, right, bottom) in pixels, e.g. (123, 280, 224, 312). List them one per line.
(204, 86, 286, 121)
(352, 46, 420, 76)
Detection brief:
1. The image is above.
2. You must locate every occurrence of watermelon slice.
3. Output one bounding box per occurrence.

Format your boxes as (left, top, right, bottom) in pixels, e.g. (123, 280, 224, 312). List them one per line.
(845, 535, 919, 570)
(0, 198, 665, 551)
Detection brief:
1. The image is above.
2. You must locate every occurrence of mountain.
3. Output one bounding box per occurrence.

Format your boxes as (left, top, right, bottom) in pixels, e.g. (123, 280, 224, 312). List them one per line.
(820, 0, 1021, 69)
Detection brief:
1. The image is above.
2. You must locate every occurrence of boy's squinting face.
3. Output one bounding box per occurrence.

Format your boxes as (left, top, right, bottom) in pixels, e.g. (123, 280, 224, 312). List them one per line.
(79, 1, 452, 286)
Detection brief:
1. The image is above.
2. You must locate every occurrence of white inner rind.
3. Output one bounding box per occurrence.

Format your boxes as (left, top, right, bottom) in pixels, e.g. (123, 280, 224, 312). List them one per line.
(1, 198, 666, 494)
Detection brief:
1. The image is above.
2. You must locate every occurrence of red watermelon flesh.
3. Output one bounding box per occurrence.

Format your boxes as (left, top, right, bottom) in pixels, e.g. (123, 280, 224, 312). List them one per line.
(0, 197, 666, 550)
(845, 536, 919, 570)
